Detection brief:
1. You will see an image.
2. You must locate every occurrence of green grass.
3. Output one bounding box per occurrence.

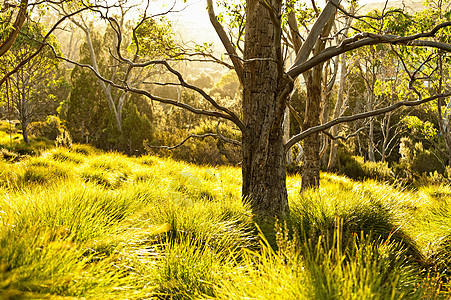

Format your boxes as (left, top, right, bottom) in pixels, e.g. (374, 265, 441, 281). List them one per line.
(0, 121, 55, 157)
(0, 147, 450, 299)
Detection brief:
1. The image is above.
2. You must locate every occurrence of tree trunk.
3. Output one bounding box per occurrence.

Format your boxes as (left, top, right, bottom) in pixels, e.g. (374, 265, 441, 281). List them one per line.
(368, 117, 376, 162)
(328, 52, 347, 170)
(283, 107, 293, 164)
(21, 120, 30, 144)
(242, 0, 289, 219)
(83, 26, 122, 132)
(302, 67, 322, 189)
(299, 15, 334, 189)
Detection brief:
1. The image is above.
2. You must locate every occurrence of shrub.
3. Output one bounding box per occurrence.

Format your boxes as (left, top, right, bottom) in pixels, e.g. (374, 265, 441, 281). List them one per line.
(119, 101, 154, 156)
(337, 149, 392, 182)
(398, 137, 445, 175)
(28, 116, 62, 141)
(55, 130, 73, 149)
(148, 122, 241, 166)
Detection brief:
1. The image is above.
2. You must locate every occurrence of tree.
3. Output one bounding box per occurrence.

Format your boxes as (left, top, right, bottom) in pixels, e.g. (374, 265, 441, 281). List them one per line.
(60, 64, 108, 145)
(50, 0, 451, 219)
(0, 21, 62, 143)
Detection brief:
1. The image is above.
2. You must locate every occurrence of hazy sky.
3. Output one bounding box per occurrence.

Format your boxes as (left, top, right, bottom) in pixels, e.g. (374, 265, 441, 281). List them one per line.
(147, 0, 419, 52)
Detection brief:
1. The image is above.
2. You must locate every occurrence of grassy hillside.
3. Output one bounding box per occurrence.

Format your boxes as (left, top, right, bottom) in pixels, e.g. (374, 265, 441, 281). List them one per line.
(0, 146, 450, 299)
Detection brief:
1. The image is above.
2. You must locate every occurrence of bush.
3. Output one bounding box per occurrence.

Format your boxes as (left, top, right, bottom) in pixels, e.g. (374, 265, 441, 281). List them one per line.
(147, 121, 241, 166)
(337, 148, 392, 182)
(28, 116, 62, 141)
(394, 137, 446, 183)
(119, 101, 153, 155)
(55, 130, 73, 149)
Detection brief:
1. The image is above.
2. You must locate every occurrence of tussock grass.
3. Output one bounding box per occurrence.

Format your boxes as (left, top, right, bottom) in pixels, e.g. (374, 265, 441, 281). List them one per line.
(0, 147, 450, 298)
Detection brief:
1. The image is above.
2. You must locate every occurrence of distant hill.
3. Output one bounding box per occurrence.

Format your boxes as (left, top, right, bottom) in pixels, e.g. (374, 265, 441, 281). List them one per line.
(360, 0, 424, 13)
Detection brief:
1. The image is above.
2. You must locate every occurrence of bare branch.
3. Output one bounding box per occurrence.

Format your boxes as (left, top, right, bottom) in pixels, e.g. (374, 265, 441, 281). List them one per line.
(287, 22, 451, 78)
(291, 0, 341, 67)
(287, 101, 303, 128)
(77, 16, 245, 132)
(323, 126, 365, 140)
(147, 122, 241, 150)
(287, 4, 302, 52)
(206, 0, 244, 85)
(215, 119, 241, 146)
(146, 133, 218, 150)
(285, 92, 451, 151)
(332, 0, 409, 33)
(0, 0, 28, 57)
(47, 44, 245, 131)
(0, 4, 95, 87)
(169, 51, 234, 69)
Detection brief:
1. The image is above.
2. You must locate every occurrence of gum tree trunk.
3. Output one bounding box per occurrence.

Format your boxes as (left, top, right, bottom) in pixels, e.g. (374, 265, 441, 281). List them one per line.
(300, 19, 333, 189)
(328, 52, 347, 170)
(21, 119, 30, 144)
(302, 67, 322, 189)
(242, 0, 289, 219)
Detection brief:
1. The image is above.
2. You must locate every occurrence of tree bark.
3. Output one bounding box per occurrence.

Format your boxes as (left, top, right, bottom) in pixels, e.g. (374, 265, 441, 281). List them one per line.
(300, 17, 334, 189)
(242, 0, 289, 219)
(368, 118, 376, 162)
(302, 67, 322, 189)
(328, 52, 347, 170)
(21, 119, 29, 144)
(283, 107, 293, 164)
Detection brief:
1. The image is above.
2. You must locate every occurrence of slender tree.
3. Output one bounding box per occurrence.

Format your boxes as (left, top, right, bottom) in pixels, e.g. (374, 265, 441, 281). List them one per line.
(0, 22, 62, 143)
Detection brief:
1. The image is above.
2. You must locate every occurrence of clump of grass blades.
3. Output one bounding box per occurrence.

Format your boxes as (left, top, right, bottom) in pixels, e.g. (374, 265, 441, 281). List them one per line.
(0, 161, 21, 189)
(20, 161, 73, 186)
(71, 143, 98, 156)
(142, 195, 255, 255)
(1, 183, 138, 246)
(136, 155, 157, 165)
(215, 226, 310, 300)
(427, 235, 451, 287)
(300, 221, 427, 299)
(169, 171, 217, 201)
(81, 154, 133, 187)
(50, 148, 85, 165)
(0, 230, 90, 297)
(154, 232, 236, 299)
(290, 185, 425, 267)
(80, 167, 122, 188)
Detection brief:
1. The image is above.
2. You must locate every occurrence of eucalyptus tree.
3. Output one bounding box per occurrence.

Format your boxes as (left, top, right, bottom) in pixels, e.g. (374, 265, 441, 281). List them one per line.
(0, 22, 62, 143)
